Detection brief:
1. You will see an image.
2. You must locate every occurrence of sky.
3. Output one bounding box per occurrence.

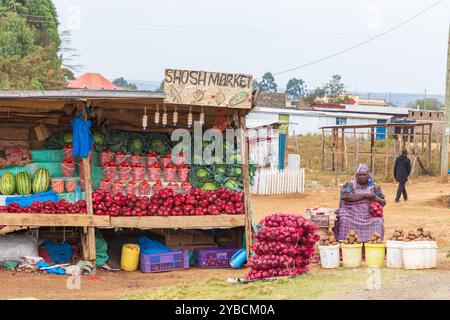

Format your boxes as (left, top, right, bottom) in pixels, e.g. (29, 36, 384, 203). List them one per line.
(53, 0, 450, 94)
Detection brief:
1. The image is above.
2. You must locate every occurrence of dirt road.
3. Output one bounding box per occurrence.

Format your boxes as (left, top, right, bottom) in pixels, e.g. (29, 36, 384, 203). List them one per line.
(1, 177, 450, 300)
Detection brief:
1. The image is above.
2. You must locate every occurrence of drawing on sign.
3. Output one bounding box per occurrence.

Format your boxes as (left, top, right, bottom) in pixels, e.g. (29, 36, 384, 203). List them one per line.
(229, 92, 250, 106)
(213, 90, 226, 106)
(164, 69, 253, 108)
(167, 84, 183, 103)
(192, 89, 205, 103)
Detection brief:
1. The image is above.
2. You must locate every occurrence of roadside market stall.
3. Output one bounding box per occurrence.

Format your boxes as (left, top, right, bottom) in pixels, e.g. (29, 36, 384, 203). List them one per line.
(0, 69, 256, 270)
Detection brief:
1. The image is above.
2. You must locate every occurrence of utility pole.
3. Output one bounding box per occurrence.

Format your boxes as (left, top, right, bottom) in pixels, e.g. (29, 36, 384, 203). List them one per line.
(423, 89, 427, 109)
(440, 23, 450, 183)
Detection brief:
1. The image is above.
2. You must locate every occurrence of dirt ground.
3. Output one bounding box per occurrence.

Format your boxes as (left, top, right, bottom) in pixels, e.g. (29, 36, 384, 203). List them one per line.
(1, 176, 450, 300)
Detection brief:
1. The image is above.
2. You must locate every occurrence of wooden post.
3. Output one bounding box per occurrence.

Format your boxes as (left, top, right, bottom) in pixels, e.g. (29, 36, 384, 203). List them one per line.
(83, 153, 96, 264)
(421, 125, 425, 154)
(355, 129, 359, 168)
(370, 127, 375, 174)
(428, 124, 433, 160)
(239, 116, 252, 260)
(341, 128, 345, 172)
(385, 125, 389, 178)
(321, 128, 325, 171)
(343, 129, 348, 174)
(353, 128, 357, 171)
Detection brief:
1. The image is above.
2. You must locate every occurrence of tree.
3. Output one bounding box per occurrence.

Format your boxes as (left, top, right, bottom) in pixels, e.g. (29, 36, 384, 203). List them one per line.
(407, 98, 443, 110)
(113, 77, 138, 90)
(258, 72, 277, 93)
(326, 74, 346, 97)
(0, 0, 71, 90)
(285, 78, 306, 100)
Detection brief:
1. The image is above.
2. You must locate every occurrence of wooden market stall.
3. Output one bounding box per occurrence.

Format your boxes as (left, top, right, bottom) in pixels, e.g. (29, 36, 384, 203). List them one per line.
(0, 69, 256, 265)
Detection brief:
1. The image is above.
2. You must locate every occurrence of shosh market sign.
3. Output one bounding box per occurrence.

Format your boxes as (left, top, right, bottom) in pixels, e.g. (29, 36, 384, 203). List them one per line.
(164, 69, 253, 108)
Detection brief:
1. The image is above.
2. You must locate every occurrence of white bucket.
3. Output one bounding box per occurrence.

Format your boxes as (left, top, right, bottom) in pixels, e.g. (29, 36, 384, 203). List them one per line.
(386, 240, 404, 269)
(422, 241, 437, 269)
(402, 241, 436, 270)
(318, 244, 340, 269)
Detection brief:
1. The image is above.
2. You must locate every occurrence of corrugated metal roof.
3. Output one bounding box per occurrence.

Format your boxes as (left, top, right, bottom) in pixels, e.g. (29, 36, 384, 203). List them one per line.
(250, 107, 393, 120)
(0, 89, 164, 100)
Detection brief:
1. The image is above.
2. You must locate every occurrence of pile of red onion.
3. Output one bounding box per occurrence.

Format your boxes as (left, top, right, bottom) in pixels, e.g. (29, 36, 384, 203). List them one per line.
(247, 213, 320, 280)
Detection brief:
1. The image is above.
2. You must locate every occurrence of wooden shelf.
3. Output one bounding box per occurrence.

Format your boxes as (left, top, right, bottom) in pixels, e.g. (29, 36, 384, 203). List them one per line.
(108, 215, 246, 229)
(0, 213, 110, 227)
(0, 213, 245, 229)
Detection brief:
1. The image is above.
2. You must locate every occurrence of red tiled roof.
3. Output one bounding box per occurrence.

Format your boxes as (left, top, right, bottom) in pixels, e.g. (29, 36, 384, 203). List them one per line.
(67, 73, 120, 90)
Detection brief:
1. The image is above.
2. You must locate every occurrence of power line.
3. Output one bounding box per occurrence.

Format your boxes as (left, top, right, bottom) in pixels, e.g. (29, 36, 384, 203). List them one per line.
(264, 0, 446, 79)
(1, 11, 447, 40)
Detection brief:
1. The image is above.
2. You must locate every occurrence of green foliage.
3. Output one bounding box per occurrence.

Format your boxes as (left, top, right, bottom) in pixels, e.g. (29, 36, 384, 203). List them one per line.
(257, 72, 277, 93)
(0, 0, 70, 90)
(113, 77, 138, 90)
(326, 74, 346, 97)
(407, 98, 443, 110)
(0, 12, 35, 57)
(304, 74, 347, 103)
(285, 78, 306, 100)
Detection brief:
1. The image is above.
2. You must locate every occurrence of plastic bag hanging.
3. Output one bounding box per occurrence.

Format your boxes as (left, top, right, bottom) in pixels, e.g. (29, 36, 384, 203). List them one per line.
(71, 110, 93, 158)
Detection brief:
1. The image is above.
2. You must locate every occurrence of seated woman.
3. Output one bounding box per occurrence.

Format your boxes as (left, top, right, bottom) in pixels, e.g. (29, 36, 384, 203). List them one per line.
(334, 164, 386, 243)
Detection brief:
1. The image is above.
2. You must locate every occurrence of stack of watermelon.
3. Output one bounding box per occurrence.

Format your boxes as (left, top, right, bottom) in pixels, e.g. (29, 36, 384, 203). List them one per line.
(0, 168, 50, 196)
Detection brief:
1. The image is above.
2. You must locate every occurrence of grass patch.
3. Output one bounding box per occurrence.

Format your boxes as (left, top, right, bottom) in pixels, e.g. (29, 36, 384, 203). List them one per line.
(121, 268, 402, 300)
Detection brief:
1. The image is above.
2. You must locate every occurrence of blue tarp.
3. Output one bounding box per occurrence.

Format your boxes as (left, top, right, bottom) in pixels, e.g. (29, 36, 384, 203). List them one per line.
(71, 116, 93, 158)
(36, 262, 66, 275)
(138, 236, 172, 255)
(43, 240, 72, 264)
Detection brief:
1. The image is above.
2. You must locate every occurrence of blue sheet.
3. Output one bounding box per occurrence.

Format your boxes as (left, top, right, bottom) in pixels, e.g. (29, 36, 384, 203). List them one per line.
(138, 236, 172, 255)
(71, 116, 93, 158)
(36, 262, 66, 275)
(43, 240, 72, 264)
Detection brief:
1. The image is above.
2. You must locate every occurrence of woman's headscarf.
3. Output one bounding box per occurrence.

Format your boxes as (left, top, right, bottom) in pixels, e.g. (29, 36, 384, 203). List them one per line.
(356, 163, 374, 186)
(356, 163, 369, 175)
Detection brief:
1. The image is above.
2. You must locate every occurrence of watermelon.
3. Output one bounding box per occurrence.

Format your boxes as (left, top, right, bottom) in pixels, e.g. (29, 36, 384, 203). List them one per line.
(0, 172, 15, 195)
(32, 168, 50, 194)
(16, 171, 32, 195)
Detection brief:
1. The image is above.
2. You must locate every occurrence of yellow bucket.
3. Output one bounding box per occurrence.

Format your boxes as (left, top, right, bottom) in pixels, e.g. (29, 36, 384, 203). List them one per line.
(121, 244, 140, 271)
(364, 243, 386, 268)
(341, 243, 363, 268)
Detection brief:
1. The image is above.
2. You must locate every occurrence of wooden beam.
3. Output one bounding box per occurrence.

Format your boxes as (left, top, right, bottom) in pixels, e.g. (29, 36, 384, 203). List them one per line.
(108, 215, 246, 229)
(321, 128, 325, 171)
(239, 115, 253, 261)
(370, 127, 375, 174)
(428, 124, 433, 160)
(385, 125, 389, 178)
(0, 214, 110, 227)
(83, 153, 96, 262)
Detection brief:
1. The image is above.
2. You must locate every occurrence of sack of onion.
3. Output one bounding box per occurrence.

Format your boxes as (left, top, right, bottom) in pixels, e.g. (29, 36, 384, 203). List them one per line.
(247, 213, 320, 280)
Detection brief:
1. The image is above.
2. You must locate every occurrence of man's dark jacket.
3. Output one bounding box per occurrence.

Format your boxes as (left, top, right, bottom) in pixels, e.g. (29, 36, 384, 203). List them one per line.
(394, 155, 411, 183)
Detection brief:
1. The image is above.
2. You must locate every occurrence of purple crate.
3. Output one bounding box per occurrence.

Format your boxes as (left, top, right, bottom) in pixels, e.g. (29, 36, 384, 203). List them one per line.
(140, 249, 189, 273)
(193, 247, 240, 269)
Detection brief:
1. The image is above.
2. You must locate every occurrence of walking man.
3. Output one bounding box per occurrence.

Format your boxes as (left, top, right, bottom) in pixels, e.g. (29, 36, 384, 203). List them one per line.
(394, 148, 411, 203)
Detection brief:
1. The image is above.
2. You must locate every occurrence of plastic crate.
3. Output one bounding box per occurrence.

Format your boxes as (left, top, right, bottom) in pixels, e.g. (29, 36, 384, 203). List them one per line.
(31, 149, 64, 163)
(57, 192, 85, 203)
(5, 191, 58, 207)
(28, 162, 63, 177)
(0, 165, 29, 177)
(140, 250, 189, 273)
(193, 247, 240, 268)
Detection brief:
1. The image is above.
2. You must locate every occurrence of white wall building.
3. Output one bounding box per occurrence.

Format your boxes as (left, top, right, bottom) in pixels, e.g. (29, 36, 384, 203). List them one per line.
(246, 106, 394, 136)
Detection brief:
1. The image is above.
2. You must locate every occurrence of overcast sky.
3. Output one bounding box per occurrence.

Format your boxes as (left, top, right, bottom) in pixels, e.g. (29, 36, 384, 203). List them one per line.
(54, 0, 450, 94)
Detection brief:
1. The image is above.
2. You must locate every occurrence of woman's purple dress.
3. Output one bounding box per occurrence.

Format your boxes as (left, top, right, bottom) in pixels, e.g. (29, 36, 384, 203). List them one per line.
(334, 180, 384, 242)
